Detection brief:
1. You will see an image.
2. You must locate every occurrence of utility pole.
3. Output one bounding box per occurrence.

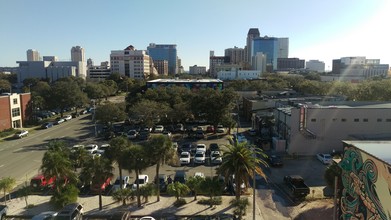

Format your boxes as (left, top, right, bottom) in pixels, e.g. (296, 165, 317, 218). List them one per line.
(333, 176, 338, 220)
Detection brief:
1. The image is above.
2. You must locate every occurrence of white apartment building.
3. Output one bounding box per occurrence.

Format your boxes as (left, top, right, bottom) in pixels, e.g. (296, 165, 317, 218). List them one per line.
(252, 52, 267, 72)
(189, 65, 206, 75)
(217, 68, 262, 80)
(27, 49, 40, 61)
(110, 46, 152, 79)
(274, 101, 391, 155)
(17, 61, 78, 83)
(305, 60, 325, 72)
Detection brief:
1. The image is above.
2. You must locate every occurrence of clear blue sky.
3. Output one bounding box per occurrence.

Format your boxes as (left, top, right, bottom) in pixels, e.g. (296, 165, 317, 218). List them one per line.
(1, 0, 390, 71)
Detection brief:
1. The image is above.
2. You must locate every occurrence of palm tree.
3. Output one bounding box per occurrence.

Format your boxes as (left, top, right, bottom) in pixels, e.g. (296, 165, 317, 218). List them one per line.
(167, 181, 190, 202)
(143, 135, 173, 202)
(200, 176, 224, 207)
(0, 177, 16, 205)
(70, 147, 89, 170)
(80, 156, 113, 210)
(123, 145, 150, 207)
(217, 142, 267, 199)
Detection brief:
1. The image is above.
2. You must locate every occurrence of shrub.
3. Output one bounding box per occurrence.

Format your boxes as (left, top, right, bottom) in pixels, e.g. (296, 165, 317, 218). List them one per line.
(173, 198, 187, 207)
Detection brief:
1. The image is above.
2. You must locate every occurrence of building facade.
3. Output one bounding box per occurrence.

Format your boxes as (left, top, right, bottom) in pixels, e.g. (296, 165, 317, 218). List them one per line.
(209, 51, 230, 77)
(306, 60, 325, 72)
(147, 43, 177, 75)
(277, 58, 305, 71)
(189, 65, 206, 75)
(225, 47, 246, 66)
(252, 36, 279, 70)
(246, 28, 260, 64)
(217, 68, 262, 80)
(87, 61, 111, 81)
(147, 79, 223, 91)
(27, 49, 40, 61)
(152, 60, 169, 76)
(0, 93, 31, 131)
(252, 52, 267, 73)
(339, 140, 391, 220)
(110, 45, 152, 80)
(274, 101, 391, 155)
(277, 38, 289, 58)
(331, 56, 389, 79)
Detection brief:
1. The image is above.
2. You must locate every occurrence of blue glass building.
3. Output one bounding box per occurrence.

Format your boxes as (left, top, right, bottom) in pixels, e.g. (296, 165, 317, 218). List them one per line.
(147, 43, 177, 75)
(252, 37, 279, 70)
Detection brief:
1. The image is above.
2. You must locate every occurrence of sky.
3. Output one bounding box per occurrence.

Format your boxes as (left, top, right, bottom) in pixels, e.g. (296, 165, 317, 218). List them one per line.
(0, 0, 390, 71)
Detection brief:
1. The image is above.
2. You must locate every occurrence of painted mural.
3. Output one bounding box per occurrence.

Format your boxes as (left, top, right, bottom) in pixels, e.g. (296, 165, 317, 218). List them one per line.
(340, 146, 391, 220)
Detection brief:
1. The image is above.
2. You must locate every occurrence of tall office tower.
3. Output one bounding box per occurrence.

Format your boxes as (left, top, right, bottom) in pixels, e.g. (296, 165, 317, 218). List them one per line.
(71, 46, 85, 62)
(87, 58, 94, 67)
(147, 43, 177, 75)
(245, 28, 260, 64)
(27, 49, 40, 61)
(252, 36, 279, 70)
(110, 45, 152, 79)
(252, 52, 267, 73)
(225, 47, 245, 65)
(278, 38, 289, 58)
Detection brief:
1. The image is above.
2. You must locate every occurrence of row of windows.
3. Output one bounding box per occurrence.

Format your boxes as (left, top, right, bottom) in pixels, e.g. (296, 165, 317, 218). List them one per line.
(310, 118, 391, 122)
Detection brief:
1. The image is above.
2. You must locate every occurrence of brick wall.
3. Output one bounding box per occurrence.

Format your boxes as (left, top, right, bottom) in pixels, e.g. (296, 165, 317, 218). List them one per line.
(0, 96, 11, 131)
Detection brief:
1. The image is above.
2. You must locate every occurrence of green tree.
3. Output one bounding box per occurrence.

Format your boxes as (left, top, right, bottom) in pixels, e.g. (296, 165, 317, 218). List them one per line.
(95, 102, 127, 126)
(0, 177, 16, 205)
(0, 79, 11, 93)
(139, 183, 157, 203)
(186, 176, 204, 201)
(80, 156, 114, 210)
(85, 82, 105, 101)
(218, 142, 267, 199)
(111, 188, 135, 206)
(129, 99, 170, 128)
(144, 135, 173, 202)
(50, 184, 79, 209)
(200, 176, 224, 207)
(70, 147, 89, 169)
(167, 181, 190, 201)
(230, 197, 249, 220)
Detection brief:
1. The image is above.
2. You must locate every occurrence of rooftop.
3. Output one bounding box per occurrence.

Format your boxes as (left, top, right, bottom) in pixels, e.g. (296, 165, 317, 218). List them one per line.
(343, 140, 391, 165)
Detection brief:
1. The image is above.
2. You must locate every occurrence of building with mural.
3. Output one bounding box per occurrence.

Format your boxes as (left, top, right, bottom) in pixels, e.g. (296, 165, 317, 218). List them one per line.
(339, 140, 391, 220)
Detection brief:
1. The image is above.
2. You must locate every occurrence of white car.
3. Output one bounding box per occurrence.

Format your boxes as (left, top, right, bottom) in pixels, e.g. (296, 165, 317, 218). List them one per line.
(316, 153, 333, 165)
(62, 115, 72, 121)
(132, 174, 149, 190)
(32, 211, 58, 220)
(216, 125, 225, 133)
(210, 151, 222, 165)
(179, 151, 191, 165)
(14, 130, 29, 138)
(154, 125, 164, 133)
(112, 176, 130, 191)
(194, 151, 206, 164)
(96, 144, 110, 155)
(194, 172, 205, 178)
(85, 144, 98, 154)
(71, 144, 85, 153)
(196, 144, 207, 153)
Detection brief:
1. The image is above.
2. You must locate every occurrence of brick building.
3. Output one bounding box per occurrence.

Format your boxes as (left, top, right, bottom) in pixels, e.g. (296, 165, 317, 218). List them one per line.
(0, 93, 31, 131)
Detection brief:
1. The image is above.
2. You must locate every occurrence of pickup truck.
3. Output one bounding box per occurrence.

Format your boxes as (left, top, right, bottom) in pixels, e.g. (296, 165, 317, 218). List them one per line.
(283, 175, 310, 198)
(0, 205, 7, 220)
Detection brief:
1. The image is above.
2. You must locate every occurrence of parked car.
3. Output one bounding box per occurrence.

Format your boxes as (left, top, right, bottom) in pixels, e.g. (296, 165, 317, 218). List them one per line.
(196, 144, 207, 153)
(55, 203, 83, 220)
(30, 174, 55, 191)
(90, 177, 111, 193)
(194, 151, 206, 165)
(210, 151, 222, 165)
(174, 123, 184, 132)
(71, 112, 80, 118)
(84, 144, 98, 154)
(316, 153, 333, 165)
(174, 171, 187, 184)
(126, 130, 138, 140)
(179, 143, 192, 154)
(62, 115, 72, 121)
(80, 110, 88, 115)
(71, 144, 85, 153)
(206, 125, 215, 133)
(41, 122, 54, 129)
(283, 175, 310, 198)
(0, 205, 7, 220)
(155, 174, 168, 192)
(216, 125, 225, 133)
(132, 174, 149, 190)
(154, 125, 164, 133)
(209, 143, 220, 152)
(269, 155, 283, 167)
(179, 151, 191, 165)
(194, 172, 205, 178)
(195, 130, 205, 139)
(32, 211, 58, 220)
(138, 131, 150, 140)
(112, 176, 130, 191)
(96, 144, 110, 155)
(14, 130, 29, 138)
(54, 118, 65, 125)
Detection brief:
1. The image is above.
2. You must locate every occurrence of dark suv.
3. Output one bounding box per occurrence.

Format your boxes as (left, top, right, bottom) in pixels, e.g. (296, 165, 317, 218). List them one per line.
(174, 171, 187, 184)
(55, 203, 83, 220)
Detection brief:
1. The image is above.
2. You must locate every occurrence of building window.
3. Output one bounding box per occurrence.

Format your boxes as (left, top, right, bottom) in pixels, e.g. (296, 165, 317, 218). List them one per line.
(13, 98, 18, 104)
(354, 118, 359, 122)
(386, 119, 391, 122)
(341, 118, 347, 122)
(311, 119, 316, 122)
(363, 118, 368, 122)
(12, 108, 20, 117)
(377, 118, 382, 122)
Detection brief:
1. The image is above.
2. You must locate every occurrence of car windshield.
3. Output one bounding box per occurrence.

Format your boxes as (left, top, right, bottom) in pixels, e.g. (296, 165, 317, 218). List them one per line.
(212, 153, 220, 157)
(114, 179, 126, 185)
(136, 178, 145, 184)
(85, 146, 94, 150)
(195, 153, 203, 157)
(325, 155, 332, 159)
(180, 154, 189, 158)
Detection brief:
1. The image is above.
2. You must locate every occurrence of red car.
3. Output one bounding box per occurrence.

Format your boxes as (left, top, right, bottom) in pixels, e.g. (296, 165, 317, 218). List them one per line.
(30, 174, 55, 191)
(90, 177, 111, 193)
(206, 125, 215, 133)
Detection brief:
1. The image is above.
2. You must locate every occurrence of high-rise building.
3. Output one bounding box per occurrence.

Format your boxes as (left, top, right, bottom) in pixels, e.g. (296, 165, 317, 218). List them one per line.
(306, 60, 325, 72)
(331, 56, 389, 78)
(252, 52, 267, 73)
(147, 43, 178, 75)
(277, 38, 289, 58)
(277, 58, 305, 71)
(252, 36, 279, 70)
(225, 47, 245, 66)
(110, 45, 152, 79)
(87, 61, 111, 81)
(152, 60, 169, 76)
(246, 28, 260, 64)
(71, 46, 85, 62)
(209, 51, 230, 77)
(27, 49, 40, 61)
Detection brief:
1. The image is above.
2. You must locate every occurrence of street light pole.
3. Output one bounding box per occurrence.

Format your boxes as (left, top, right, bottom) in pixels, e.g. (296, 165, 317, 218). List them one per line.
(92, 100, 97, 137)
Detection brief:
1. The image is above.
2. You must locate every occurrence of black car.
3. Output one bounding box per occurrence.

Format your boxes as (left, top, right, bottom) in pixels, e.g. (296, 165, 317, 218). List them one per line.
(174, 171, 187, 184)
(155, 174, 168, 192)
(269, 155, 283, 167)
(178, 143, 192, 154)
(41, 122, 54, 129)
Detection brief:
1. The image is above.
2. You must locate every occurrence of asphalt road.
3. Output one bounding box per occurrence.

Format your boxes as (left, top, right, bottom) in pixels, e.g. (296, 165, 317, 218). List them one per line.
(0, 114, 96, 184)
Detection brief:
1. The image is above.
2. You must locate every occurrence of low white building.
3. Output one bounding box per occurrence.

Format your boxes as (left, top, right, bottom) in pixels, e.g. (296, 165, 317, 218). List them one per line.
(305, 60, 325, 72)
(189, 65, 206, 75)
(274, 101, 391, 155)
(217, 68, 262, 80)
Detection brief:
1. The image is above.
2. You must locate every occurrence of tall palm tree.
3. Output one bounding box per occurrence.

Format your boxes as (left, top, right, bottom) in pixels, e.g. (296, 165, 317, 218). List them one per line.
(143, 135, 172, 202)
(80, 156, 113, 210)
(0, 177, 15, 205)
(123, 145, 150, 207)
(70, 147, 89, 170)
(217, 142, 267, 199)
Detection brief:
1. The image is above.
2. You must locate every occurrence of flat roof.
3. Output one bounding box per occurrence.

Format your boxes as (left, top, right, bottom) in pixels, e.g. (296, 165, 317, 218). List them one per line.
(147, 79, 223, 83)
(343, 140, 391, 165)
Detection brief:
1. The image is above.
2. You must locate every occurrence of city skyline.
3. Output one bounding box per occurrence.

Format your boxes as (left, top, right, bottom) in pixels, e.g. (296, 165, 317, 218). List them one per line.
(0, 0, 390, 71)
